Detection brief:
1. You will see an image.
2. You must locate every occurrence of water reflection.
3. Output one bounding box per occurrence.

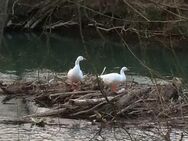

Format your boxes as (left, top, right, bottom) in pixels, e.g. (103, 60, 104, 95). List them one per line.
(0, 32, 187, 81)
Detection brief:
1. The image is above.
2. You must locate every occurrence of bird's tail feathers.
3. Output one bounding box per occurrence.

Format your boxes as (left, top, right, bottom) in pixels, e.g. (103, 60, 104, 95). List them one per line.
(100, 67, 106, 75)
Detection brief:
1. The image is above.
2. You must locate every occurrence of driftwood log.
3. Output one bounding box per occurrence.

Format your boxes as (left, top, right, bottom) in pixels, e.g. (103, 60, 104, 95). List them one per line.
(117, 87, 151, 108)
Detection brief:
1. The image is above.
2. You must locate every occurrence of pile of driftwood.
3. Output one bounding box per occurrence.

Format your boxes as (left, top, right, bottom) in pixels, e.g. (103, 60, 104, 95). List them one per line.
(0, 75, 186, 122)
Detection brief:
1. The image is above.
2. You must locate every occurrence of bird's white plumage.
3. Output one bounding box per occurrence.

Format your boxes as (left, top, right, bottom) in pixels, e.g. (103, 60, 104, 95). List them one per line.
(67, 56, 85, 82)
(99, 67, 128, 85)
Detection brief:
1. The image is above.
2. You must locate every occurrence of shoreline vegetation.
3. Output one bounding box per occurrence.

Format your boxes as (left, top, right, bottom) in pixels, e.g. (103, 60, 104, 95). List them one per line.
(0, 0, 187, 48)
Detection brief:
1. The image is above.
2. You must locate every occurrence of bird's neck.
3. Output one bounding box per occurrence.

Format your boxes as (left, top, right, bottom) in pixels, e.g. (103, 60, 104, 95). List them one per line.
(120, 70, 125, 77)
(120, 70, 126, 81)
(75, 60, 80, 66)
(74, 60, 80, 70)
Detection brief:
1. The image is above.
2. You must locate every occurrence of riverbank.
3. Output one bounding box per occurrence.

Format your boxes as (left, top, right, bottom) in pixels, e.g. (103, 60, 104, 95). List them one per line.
(0, 70, 186, 140)
(1, 0, 187, 48)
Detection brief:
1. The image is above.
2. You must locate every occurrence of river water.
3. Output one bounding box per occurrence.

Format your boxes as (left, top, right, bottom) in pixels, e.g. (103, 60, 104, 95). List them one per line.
(0, 32, 187, 140)
(0, 32, 188, 81)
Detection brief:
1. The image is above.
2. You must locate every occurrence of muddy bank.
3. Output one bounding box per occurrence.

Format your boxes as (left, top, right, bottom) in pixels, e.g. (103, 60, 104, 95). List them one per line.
(1, 0, 187, 47)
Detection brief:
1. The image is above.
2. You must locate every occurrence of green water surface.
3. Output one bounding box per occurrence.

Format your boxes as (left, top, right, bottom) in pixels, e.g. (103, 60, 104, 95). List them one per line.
(0, 32, 187, 81)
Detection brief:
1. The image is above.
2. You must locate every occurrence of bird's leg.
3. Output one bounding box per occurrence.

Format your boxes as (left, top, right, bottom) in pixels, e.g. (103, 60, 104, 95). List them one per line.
(72, 82, 81, 91)
(111, 84, 117, 92)
(71, 82, 76, 90)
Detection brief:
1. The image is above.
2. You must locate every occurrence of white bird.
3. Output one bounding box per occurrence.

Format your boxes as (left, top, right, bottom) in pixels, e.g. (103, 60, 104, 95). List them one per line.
(99, 67, 128, 92)
(67, 56, 86, 86)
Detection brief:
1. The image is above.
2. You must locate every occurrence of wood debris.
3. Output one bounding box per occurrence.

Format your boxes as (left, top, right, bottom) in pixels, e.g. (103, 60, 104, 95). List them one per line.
(0, 76, 184, 122)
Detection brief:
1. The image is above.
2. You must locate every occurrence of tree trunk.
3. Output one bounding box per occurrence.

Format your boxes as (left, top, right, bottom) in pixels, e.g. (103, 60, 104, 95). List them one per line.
(0, 0, 9, 45)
